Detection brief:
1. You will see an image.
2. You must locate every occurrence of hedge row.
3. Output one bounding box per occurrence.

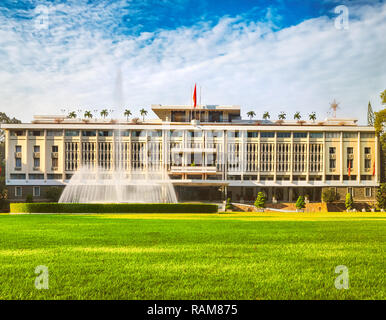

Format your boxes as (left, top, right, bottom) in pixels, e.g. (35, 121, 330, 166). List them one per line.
(10, 203, 218, 214)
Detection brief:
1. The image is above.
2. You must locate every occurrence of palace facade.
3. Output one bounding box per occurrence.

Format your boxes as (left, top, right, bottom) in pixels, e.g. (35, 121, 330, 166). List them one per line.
(0, 105, 381, 203)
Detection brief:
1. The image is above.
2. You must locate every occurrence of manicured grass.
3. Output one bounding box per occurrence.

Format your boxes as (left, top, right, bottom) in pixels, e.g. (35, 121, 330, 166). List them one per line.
(0, 212, 385, 300)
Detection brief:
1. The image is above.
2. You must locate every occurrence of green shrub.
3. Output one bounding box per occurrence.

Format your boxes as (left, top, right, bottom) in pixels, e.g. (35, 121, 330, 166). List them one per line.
(254, 192, 266, 209)
(376, 183, 386, 210)
(296, 196, 305, 210)
(322, 188, 337, 203)
(225, 198, 232, 210)
(46, 187, 63, 202)
(10, 203, 218, 214)
(25, 194, 33, 203)
(345, 193, 354, 211)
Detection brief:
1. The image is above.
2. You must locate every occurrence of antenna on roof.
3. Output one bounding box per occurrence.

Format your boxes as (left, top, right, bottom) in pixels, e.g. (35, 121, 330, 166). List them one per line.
(329, 99, 340, 118)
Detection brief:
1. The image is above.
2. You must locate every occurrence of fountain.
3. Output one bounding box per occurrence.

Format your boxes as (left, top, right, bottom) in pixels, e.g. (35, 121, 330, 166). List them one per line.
(59, 166, 178, 203)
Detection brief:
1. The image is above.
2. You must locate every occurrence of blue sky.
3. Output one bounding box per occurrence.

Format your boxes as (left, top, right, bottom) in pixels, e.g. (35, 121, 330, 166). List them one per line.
(0, 0, 385, 122)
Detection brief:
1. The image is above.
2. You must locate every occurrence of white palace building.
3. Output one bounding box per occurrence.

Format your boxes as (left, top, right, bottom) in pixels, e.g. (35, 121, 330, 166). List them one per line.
(0, 104, 381, 203)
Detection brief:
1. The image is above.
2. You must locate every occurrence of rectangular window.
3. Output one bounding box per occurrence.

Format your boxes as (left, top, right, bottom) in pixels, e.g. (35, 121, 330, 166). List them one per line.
(47, 174, 62, 180)
(148, 130, 162, 137)
(47, 130, 62, 136)
(348, 187, 354, 196)
(227, 131, 240, 138)
(65, 130, 80, 137)
(310, 132, 323, 138)
(260, 132, 274, 138)
(189, 131, 203, 138)
(52, 157, 58, 168)
(293, 132, 307, 138)
(329, 159, 336, 169)
(347, 147, 353, 154)
(365, 188, 371, 197)
(52, 145, 58, 152)
(33, 186, 40, 197)
(98, 130, 113, 137)
(15, 186, 22, 197)
(82, 130, 96, 137)
(10, 174, 26, 179)
(361, 133, 374, 139)
(34, 158, 40, 168)
(343, 132, 357, 139)
(29, 131, 43, 137)
(364, 147, 371, 154)
(247, 131, 258, 138)
(33, 145, 40, 153)
(15, 145, 22, 153)
(132, 130, 143, 137)
(329, 147, 336, 154)
(206, 131, 223, 138)
(29, 174, 44, 180)
(365, 159, 371, 169)
(11, 130, 25, 136)
(15, 158, 22, 168)
(277, 132, 291, 138)
(326, 132, 340, 138)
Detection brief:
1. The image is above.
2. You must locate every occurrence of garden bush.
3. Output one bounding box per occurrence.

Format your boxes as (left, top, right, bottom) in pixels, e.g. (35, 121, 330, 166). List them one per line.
(10, 203, 218, 214)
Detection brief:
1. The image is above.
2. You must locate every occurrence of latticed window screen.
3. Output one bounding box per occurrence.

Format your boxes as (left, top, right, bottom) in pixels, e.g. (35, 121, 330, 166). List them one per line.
(65, 142, 79, 171)
(227, 143, 240, 171)
(309, 144, 323, 172)
(260, 143, 274, 172)
(131, 142, 145, 170)
(114, 142, 130, 170)
(98, 142, 112, 170)
(81, 142, 96, 168)
(246, 143, 259, 172)
(293, 143, 306, 172)
(276, 143, 290, 172)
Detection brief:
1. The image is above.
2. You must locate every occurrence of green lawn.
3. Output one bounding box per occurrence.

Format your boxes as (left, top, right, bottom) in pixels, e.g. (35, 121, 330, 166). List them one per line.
(0, 212, 384, 300)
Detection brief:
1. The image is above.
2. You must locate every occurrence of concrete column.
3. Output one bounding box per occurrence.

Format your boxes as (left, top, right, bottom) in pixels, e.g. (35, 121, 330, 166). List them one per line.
(357, 132, 361, 183)
(257, 134, 261, 181)
(375, 133, 379, 183)
(273, 132, 277, 182)
(322, 132, 326, 182)
(290, 132, 294, 182)
(306, 132, 310, 182)
(340, 131, 344, 182)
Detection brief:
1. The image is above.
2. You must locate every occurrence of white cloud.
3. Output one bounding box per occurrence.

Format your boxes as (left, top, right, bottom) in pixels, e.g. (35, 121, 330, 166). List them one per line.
(0, 1, 385, 123)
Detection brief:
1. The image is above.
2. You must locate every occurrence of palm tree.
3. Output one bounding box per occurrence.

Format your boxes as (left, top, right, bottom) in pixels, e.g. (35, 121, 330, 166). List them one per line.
(84, 111, 93, 119)
(140, 108, 148, 121)
(100, 109, 109, 119)
(278, 112, 286, 120)
(309, 112, 316, 122)
(68, 111, 77, 119)
(262, 112, 270, 120)
(294, 112, 301, 120)
(247, 111, 256, 120)
(124, 109, 132, 121)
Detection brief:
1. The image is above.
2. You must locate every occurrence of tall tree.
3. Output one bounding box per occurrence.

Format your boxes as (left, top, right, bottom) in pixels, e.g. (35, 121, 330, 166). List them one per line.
(0, 113, 21, 199)
(278, 112, 286, 120)
(140, 108, 148, 121)
(294, 112, 301, 120)
(309, 112, 316, 122)
(100, 109, 109, 119)
(84, 111, 93, 119)
(374, 89, 386, 182)
(262, 112, 270, 120)
(367, 101, 374, 126)
(68, 111, 77, 119)
(247, 111, 256, 120)
(124, 109, 132, 121)
(381, 89, 386, 104)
